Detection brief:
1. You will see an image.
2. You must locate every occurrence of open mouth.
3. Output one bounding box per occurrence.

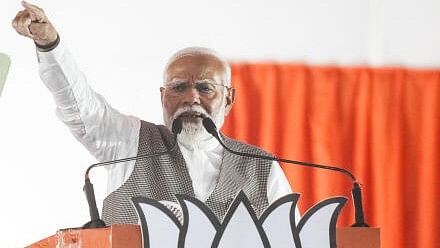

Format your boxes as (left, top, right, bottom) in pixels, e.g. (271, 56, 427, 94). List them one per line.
(177, 111, 206, 120)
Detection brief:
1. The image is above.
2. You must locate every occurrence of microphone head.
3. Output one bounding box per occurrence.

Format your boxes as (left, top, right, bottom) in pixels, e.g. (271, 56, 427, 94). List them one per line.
(202, 117, 218, 137)
(172, 117, 183, 135)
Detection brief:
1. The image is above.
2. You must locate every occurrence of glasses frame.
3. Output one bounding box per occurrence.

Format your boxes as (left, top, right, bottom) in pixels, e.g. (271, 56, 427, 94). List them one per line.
(163, 80, 233, 97)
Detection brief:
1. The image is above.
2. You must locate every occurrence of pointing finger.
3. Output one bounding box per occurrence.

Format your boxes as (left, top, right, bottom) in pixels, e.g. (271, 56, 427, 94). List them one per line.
(21, 1, 44, 12)
(22, 1, 45, 13)
(21, 1, 46, 22)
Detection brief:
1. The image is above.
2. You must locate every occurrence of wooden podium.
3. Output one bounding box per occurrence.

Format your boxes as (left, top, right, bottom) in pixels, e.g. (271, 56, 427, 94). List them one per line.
(27, 225, 380, 248)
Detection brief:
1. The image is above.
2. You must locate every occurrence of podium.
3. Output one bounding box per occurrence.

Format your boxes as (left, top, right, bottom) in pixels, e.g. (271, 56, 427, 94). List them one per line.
(27, 193, 380, 247)
(27, 225, 380, 248)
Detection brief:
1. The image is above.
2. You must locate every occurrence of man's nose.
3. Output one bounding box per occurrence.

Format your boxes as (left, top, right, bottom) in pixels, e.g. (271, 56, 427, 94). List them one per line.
(182, 86, 201, 105)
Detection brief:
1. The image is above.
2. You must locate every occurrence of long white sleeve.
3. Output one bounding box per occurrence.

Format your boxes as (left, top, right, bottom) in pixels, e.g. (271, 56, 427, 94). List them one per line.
(37, 41, 140, 191)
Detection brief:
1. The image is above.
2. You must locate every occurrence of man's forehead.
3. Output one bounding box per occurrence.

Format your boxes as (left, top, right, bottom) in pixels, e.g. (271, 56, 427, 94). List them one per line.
(163, 48, 231, 85)
(167, 54, 224, 69)
(166, 72, 222, 85)
(166, 55, 225, 78)
(168, 77, 217, 83)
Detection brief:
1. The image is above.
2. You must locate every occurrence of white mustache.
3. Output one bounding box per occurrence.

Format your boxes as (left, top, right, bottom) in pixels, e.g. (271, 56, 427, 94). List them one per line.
(172, 106, 209, 121)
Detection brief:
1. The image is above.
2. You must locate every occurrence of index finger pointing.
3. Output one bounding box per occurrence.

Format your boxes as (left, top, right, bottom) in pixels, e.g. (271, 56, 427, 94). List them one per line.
(21, 1, 46, 22)
(21, 1, 45, 15)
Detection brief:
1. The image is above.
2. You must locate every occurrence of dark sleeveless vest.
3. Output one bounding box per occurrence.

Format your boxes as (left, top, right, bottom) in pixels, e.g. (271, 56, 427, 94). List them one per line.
(102, 121, 272, 225)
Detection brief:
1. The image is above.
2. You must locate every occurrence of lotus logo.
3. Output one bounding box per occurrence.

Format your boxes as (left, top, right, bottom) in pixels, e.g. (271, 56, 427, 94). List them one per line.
(132, 191, 346, 248)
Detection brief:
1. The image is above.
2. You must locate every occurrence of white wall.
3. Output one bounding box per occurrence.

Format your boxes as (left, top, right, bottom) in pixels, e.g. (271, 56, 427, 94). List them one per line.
(0, 0, 439, 246)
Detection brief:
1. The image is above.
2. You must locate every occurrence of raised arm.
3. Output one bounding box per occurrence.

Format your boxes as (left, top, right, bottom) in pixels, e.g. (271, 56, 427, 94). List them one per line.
(12, 1, 140, 164)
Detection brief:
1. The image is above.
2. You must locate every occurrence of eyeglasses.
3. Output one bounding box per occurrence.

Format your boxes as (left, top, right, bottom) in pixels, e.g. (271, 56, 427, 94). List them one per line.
(164, 80, 231, 97)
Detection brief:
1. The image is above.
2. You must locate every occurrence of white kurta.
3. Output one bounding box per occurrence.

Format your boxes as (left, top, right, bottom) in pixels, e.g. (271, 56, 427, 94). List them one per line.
(36, 42, 297, 212)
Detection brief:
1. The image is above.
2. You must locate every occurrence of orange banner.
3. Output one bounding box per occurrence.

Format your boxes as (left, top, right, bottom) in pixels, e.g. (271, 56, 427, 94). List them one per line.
(222, 63, 440, 248)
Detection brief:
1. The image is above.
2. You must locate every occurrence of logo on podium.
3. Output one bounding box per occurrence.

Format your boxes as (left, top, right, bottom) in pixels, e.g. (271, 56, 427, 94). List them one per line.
(132, 191, 347, 248)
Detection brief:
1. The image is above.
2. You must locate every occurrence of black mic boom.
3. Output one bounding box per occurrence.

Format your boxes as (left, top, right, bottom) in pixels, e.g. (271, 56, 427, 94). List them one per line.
(202, 117, 369, 227)
(82, 118, 183, 229)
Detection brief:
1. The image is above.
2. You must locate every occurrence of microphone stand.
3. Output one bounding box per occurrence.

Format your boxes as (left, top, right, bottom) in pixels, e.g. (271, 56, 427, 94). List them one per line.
(202, 117, 369, 227)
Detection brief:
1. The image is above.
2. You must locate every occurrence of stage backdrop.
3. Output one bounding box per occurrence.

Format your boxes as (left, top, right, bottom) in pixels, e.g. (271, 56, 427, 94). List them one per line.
(222, 63, 439, 248)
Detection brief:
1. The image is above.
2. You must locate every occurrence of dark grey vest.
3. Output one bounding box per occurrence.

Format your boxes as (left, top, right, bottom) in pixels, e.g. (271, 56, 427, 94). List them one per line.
(102, 121, 272, 225)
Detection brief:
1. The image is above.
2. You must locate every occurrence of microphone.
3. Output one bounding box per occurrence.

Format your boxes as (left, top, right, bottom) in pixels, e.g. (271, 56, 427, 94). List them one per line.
(202, 117, 369, 227)
(82, 118, 183, 229)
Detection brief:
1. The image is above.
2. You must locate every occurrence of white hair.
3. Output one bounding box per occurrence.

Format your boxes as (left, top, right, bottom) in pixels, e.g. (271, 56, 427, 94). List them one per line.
(163, 46, 231, 86)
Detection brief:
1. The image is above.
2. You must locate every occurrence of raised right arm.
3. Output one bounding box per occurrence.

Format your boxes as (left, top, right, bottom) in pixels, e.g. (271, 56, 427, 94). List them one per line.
(12, 1, 140, 167)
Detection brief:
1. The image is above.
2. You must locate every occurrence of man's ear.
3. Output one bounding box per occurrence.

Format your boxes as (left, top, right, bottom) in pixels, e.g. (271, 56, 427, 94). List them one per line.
(224, 87, 235, 116)
(160, 87, 165, 105)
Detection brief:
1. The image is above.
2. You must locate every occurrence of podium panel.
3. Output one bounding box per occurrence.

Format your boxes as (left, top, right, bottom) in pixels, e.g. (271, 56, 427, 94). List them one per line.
(27, 225, 379, 248)
(337, 227, 380, 248)
(27, 224, 141, 248)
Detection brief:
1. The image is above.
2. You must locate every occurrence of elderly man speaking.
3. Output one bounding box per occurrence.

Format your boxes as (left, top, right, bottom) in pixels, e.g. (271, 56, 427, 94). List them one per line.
(12, 1, 295, 225)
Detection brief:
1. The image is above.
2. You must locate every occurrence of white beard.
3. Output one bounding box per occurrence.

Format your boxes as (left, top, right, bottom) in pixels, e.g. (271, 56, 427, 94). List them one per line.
(165, 104, 226, 147)
(179, 121, 207, 146)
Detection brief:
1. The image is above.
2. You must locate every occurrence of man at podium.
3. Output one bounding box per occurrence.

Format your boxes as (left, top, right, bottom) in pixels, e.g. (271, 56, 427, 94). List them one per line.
(12, 1, 298, 225)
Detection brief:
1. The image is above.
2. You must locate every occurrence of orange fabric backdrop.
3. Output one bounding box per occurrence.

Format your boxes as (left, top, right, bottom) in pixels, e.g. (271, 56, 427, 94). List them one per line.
(221, 63, 439, 248)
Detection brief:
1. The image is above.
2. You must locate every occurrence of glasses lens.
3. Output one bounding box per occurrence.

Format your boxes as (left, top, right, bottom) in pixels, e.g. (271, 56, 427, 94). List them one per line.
(195, 82, 216, 95)
(169, 82, 188, 94)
